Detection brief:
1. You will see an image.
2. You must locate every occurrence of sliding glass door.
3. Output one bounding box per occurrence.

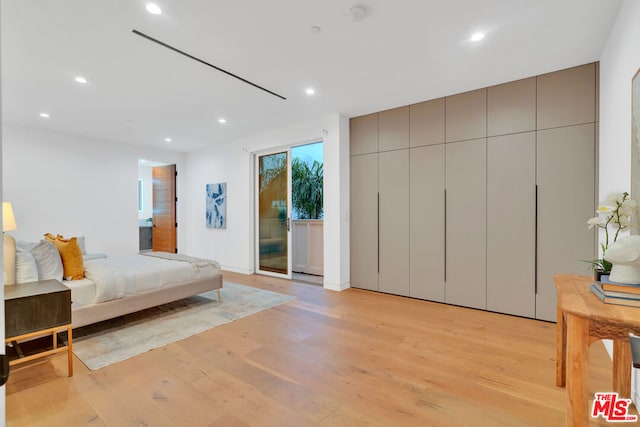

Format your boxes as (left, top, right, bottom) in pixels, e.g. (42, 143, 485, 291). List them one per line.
(256, 150, 291, 277)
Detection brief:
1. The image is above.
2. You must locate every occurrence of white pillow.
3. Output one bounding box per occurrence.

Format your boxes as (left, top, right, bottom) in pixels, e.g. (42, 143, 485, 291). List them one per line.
(16, 240, 37, 252)
(31, 240, 63, 281)
(15, 246, 39, 283)
(76, 236, 87, 255)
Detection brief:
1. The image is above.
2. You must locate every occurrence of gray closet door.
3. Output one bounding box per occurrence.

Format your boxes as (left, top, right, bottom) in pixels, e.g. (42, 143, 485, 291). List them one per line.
(536, 123, 596, 321)
(350, 114, 378, 156)
(445, 89, 487, 143)
(350, 153, 379, 291)
(537, 63, 596, 130)
(445, 139, 487, 309)
(410, 144, 445, 301)
(379, 150, 410, 296)
(487, 132, 536, 317)
(410, 98, 445, 147)
(379, 107, 409, 152)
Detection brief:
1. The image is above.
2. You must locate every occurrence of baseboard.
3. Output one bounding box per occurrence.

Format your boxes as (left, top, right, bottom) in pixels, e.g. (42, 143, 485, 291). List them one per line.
(323, 281, 350, 292)
(219, 268, 350, 291)
(220, 266, 254, 275)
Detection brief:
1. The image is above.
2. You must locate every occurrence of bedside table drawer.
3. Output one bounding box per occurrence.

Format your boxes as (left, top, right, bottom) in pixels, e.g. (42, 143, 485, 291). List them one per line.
(5, 280, 71, 338)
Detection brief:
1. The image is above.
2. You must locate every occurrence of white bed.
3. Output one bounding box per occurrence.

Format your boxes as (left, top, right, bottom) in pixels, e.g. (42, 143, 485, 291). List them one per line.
(14, 238, 223, 328)
(65, 252, 222, 327)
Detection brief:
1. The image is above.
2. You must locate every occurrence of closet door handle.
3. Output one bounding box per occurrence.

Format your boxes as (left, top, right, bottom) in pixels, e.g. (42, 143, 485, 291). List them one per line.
(535, 185, 538, 294)
(377, 192, 380, 274)
(444, 189, 447, 283)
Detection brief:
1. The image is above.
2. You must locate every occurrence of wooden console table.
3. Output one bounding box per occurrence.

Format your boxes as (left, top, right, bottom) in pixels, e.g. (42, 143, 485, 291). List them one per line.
(555, 274, 640, 426)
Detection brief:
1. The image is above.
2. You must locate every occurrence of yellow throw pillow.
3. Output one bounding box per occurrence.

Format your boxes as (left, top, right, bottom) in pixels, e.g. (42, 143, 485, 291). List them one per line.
(44, 233, 85, 280)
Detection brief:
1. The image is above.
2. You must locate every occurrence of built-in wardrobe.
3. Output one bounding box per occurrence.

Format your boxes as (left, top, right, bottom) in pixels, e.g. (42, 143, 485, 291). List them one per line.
(349, 62, 597, 322)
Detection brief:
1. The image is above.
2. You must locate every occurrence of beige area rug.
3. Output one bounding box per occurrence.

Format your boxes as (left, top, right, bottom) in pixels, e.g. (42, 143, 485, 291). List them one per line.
(68, 282, 295, 370)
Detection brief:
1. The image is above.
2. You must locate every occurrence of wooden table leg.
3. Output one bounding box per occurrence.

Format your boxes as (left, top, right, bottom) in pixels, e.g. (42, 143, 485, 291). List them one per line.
(556, 305, 566, 387)
(67, 326, 73, 377)
(565, 313, 589, 427)
(613, 339, 631, 397)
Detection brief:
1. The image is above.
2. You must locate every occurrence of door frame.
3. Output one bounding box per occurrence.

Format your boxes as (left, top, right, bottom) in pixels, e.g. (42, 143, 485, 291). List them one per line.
(139, 159, 178, 253)
(152, 164, 178, 253)
(254, 147, 293, 279)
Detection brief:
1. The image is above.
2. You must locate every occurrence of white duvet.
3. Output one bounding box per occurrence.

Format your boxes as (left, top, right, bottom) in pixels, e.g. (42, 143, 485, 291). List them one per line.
(83, 253, 220, 303)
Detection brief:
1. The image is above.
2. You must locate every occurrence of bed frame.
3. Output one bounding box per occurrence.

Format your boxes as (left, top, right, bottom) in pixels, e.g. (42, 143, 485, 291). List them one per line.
(71, 274, 223, 328)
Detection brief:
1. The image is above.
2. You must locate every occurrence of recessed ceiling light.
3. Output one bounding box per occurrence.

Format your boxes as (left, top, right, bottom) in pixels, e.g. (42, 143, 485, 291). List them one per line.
(218, 118, 227, 124)
(146, 3, 162, 15)
(39, 112, 50, 118)
(164, 137, 172, 142)
(305, 88, 316, 95)
(74, 76, 88, 84)
(348, 6, 366, 21)
(471, 32, 485, 42)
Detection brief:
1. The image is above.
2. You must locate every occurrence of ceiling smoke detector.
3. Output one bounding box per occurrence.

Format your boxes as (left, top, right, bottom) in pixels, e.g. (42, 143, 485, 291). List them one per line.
(348, 6, 366, 21)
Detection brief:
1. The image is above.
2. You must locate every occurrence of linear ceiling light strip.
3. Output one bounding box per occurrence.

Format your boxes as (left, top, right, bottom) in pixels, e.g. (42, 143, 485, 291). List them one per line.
(131, 29, 286, 100)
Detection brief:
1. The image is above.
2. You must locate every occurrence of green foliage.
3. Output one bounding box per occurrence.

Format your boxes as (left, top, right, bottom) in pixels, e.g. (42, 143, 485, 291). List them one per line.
(583, 243, 613, 273)
(292, 158, 323, 219)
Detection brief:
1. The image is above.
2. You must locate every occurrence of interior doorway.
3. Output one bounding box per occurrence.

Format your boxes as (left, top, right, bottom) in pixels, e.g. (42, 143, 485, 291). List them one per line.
(138, 160, 177, 253)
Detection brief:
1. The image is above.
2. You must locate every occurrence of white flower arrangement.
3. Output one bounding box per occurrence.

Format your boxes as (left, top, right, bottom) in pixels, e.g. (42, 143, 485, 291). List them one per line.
(586, 192, 638, 273)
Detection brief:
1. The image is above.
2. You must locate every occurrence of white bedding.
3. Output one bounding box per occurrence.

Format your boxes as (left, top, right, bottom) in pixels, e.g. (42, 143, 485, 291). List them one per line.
(63, 278, 96, 309)
(83, 253, 221, 304)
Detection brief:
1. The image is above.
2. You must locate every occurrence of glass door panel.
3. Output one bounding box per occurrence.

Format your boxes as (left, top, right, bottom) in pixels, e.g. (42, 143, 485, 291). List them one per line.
(258, 151, 289, 275)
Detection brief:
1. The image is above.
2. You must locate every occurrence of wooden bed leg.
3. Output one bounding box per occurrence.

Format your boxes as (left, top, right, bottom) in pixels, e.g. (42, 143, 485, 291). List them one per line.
(67, 326, 73, 377)
(217, 289, 222, 302)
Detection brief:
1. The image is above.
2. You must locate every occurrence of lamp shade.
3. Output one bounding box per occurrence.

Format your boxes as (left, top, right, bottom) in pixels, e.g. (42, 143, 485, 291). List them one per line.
(3, 202, 17, 232)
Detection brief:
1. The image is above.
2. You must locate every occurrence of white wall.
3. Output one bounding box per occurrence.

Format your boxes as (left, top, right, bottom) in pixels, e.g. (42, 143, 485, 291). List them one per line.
(599, 0, 640, 407)
(599, 0, 640, 199)
(2, 124, 185, 256)
(138, 165, 153, 221)
(184, 114, 350, 290)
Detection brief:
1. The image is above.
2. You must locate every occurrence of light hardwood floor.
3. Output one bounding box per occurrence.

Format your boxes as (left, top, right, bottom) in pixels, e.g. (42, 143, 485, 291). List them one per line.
(6, 272, 626, 426)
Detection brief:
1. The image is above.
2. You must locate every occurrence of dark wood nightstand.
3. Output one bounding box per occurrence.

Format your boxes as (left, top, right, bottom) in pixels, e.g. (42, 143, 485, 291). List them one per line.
(4, 280, 73, 376)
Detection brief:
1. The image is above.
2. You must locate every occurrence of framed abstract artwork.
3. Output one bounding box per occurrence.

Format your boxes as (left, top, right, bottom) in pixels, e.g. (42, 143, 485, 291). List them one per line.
(206, 183, 226, 229)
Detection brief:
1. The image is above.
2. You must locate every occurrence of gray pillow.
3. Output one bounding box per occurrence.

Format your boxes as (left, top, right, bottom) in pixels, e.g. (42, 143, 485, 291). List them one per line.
(31, 240, 63, 281)
(15, 245, 39, 283)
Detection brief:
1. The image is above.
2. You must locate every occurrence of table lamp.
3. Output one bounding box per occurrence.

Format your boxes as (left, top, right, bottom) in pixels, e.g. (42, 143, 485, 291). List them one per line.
(3, 202, 17, 285)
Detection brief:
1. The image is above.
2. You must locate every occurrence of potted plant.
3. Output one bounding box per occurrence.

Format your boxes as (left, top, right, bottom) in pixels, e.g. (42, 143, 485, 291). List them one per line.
(586, 192, 638, 280)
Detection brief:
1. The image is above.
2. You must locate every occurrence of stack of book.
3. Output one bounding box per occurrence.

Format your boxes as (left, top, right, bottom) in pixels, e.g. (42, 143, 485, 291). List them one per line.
(591, 275, 640, 307)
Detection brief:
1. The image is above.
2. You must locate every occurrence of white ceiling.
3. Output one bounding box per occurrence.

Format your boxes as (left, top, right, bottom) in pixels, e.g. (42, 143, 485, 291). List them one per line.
(1, 0, 623, 152)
